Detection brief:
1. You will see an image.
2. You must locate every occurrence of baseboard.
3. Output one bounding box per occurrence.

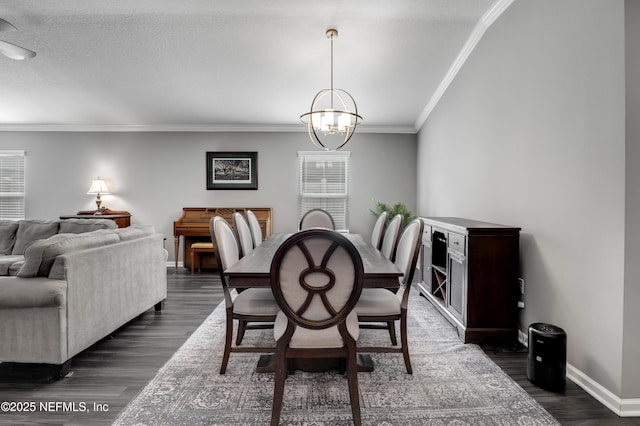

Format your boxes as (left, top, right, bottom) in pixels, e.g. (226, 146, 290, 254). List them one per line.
(567, 363, 640, 417)
(166, 261, 183, 268)
(508, 327, 639, 417)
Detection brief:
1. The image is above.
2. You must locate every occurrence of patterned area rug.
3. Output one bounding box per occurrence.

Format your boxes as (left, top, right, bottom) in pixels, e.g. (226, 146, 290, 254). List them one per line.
(113, 290, 559, 425)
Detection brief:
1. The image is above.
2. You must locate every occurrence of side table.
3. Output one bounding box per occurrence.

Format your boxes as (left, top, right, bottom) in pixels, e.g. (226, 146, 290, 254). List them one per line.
(60, 208, 131, 228)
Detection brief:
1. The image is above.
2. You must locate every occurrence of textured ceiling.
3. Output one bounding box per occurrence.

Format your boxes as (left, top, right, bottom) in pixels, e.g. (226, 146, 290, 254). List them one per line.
(0, 0, 504, 132)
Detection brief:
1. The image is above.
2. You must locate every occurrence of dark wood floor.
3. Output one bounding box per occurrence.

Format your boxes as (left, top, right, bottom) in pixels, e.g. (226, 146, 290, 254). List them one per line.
(0, 269, 637, 425)
(482, 343, 640, 425)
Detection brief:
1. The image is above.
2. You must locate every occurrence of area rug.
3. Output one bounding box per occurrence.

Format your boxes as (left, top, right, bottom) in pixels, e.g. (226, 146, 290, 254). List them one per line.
(113, 290, 559, 425)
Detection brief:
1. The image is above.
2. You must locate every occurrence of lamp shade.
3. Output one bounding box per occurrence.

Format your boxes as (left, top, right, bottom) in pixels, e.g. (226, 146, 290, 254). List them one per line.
(87, 178, 110, 195)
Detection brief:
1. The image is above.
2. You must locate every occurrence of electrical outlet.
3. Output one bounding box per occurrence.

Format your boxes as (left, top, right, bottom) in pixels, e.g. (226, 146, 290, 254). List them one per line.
(518, 278, 525, 295)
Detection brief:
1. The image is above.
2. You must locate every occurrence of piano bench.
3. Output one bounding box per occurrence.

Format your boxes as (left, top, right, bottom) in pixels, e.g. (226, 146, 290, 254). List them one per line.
(190, 242, 215, 275)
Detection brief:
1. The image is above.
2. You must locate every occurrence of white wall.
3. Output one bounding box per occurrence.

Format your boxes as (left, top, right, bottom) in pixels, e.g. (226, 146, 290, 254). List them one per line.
(624, 0, 640, 399)
(0, 131, 416, 263)
(417, 0, 634, 406)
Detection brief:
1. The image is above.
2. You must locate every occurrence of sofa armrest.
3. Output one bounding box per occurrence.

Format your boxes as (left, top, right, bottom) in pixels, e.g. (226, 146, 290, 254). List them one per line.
(56, 233, 167, 359)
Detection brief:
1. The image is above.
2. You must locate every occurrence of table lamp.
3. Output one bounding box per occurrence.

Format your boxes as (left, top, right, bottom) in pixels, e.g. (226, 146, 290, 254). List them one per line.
(87, 177, 110, 211)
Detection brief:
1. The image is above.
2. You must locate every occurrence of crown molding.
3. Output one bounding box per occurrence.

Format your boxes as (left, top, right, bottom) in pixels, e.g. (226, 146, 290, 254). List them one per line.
(0, 123, 416, 134)
(414, 0, 515, 131)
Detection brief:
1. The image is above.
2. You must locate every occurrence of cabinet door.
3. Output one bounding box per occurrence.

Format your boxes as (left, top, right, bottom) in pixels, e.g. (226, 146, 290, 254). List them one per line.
(447, 250, 467, 323)
(420, 241, 432, 290)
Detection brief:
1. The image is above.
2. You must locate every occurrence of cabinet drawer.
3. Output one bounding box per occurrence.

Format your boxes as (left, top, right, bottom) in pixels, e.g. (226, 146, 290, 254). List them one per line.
(448, 232, 466, 254)
(422, 224, 432, 244)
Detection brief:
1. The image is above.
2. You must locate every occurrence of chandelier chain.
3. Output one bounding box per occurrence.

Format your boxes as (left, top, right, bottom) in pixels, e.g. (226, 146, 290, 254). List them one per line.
(330, 31, 334, 109)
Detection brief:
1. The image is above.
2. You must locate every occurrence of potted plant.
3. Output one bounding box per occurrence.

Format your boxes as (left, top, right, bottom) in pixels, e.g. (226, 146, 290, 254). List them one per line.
(370, 198, 414, 227)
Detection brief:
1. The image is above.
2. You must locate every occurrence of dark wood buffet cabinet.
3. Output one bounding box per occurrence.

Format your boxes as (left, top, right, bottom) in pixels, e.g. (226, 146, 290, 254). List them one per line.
(418, 217, 520, 344)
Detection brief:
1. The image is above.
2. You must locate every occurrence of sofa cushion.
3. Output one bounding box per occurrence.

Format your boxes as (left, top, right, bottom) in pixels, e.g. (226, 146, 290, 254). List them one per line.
(0, 221, 19, 255)
(59, 218, 117, 233)
(8, 260, 23, 276)
(115, 224, 155, 241)
(47, 231, 122, 280)
(17, 230, 120, 278)
(0, 277, 66, 308)
(0, 255, 25, 276)
(12, 220, 60, 255)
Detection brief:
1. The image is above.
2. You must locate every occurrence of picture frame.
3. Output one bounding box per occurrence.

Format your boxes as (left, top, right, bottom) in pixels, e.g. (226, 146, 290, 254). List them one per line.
(206, 151, 258, 190)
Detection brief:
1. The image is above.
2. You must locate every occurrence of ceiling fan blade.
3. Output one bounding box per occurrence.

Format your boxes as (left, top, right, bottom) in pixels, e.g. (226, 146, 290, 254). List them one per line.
(0, 18, 18, 32)
(0, 40, 36, 60)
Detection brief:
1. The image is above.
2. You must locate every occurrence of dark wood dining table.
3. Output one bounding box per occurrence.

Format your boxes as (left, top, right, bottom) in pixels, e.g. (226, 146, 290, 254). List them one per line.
(225, 232, 403, 289)
(223, 232, 403, 372)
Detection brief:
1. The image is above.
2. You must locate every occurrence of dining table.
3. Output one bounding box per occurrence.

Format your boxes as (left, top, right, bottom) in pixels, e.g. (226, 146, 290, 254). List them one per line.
(223, 232, 403, 372)
(225, 232, 403, 289)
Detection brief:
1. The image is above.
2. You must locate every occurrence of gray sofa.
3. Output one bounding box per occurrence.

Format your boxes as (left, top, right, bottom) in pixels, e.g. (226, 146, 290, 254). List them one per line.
(0, 219, 167, 378)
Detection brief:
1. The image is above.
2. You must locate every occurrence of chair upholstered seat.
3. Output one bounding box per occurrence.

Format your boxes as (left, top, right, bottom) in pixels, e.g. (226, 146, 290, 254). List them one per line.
(380, 214, 403, 261)
(232, 212, 254, 257)
(354, 288, 402, 316)
(233, 288, 280, 316)
(269, 229, 364, 425)
(274, 310, 360, 348)
(210, 215, 277, 374)
(370, 211, 388, 250)
(355, 218, 424, 374)
(299, 208, 335, 230)
(246, 209, 263, 248)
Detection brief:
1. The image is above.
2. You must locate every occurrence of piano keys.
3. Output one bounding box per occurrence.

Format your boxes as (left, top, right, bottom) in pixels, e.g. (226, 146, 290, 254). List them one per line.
(173, 207, 272, 271)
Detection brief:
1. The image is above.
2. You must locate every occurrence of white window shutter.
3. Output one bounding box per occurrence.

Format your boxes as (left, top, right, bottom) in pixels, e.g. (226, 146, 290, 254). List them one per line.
(298, 151, 350, 232)
(0, 151, 26, 220)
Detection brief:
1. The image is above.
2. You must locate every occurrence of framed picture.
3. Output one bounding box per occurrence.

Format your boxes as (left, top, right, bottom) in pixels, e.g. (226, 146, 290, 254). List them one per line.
(206, 151, 258, 190)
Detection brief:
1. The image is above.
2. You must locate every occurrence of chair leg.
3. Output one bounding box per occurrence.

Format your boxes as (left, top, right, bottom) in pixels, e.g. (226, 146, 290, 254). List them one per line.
(270, 349, 287, 426)
(388, 321, 398, 345)
(190, 249, 195, 275)
(346, 347, 362, 426)
(236, 320, 247, 345)
(220, 308, 233, 374)
(400, 311, 412, 374)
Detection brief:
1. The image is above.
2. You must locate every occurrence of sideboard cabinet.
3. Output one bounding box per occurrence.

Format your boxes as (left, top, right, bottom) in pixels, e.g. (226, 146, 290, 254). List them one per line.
(418, 217, 520, 344)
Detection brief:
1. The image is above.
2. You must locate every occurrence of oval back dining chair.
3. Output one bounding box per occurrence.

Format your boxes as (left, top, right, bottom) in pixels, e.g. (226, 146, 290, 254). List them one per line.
(380, 214, 403, 261)
(269, 229, 364, 426)
(355, 218, 424, 374)
(210, 216, 278, 374)
(299, 208, 335, 231)
(245, 209, 263, 248)
(232, 212, 254, 258)
(370, 211, 388, 250)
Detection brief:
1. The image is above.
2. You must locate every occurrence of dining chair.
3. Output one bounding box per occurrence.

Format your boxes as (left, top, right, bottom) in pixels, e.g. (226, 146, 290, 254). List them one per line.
(210, 216, 279, 374)
(370, 211, 388, 250)
(355, 217, 424, 374)
(232, 212, 254, 258)
(299, 208, 335, 231)
(380, 213, 403, 261)
(245, 209, 263, 248)
(269, 229, 364, 426)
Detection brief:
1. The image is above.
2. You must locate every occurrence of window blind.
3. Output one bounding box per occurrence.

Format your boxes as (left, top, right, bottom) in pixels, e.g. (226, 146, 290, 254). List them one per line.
(298, 151, 350, 232)
(0, 151, 26, 220)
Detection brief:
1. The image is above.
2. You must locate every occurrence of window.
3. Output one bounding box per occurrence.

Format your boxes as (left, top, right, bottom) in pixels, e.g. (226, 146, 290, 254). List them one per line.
(0, 151, 25, 220)
(298, 151, 350, 232)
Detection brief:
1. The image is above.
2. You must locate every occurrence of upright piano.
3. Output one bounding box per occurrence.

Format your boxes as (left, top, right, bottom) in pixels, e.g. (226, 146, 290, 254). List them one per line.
(173, 207, 273, 271)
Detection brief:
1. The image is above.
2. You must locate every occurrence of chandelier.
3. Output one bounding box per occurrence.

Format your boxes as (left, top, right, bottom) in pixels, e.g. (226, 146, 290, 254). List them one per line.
(300, 29, 362, 151)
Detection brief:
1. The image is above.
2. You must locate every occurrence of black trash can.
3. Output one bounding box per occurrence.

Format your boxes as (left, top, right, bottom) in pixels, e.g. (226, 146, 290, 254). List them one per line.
(527, 323, 566, 391)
